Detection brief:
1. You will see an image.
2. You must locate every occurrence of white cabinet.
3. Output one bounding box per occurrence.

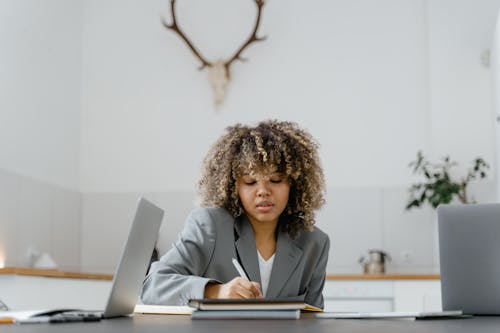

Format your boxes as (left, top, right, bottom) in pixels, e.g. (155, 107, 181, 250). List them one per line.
(323, 279, 442, 312)
(0, 275, 112, 311)
(393, 280, 442, 312)
(1, 274, 442, 313)
(323, 281, 393, 312)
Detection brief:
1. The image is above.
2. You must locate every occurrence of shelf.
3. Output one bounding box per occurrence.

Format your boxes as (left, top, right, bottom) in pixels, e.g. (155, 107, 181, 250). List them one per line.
(0, 267, 439, 281)
(326, 274, 440, 280)
(0, 267, 113, 280)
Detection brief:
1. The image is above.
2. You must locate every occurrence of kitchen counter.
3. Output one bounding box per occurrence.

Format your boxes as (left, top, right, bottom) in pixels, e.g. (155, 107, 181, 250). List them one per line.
(326, 273, 440, 280)
(1, 267, 439, 281)
(1, 267, 441, 311)
(0, 267, 113, 280)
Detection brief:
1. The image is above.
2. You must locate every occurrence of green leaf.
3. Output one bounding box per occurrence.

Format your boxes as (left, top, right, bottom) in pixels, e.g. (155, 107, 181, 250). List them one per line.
(406, 151, 489, 213)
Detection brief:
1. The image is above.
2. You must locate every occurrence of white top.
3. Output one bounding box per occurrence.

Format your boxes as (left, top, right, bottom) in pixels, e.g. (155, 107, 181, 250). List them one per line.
(257, 251, 275, 297)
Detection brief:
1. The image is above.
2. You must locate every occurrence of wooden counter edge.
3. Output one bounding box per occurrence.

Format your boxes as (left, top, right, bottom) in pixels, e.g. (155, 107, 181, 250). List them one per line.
(326, 274, 440, 280)
(1, 267, 438, 281)
(0, 267, 113, 280)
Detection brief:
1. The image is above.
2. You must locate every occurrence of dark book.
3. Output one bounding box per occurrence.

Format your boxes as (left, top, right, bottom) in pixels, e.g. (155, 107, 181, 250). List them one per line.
(188, 298, 321, 312)
(191, 309, 300, 320)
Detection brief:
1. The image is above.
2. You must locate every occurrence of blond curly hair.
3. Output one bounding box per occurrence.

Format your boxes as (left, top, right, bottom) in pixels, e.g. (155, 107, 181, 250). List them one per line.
(198, 120, 325, 238)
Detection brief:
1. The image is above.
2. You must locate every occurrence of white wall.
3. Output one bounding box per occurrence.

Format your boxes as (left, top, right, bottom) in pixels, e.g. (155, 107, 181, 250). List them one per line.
(1, 0, 499, 274)
(427, 0, 499, 175)
(490, 3, 500, 194)
(77, 0, 500, 273)
(80, 0, 430, 192)
(0, 0, 83, 268)
(0, 0, 83, 190)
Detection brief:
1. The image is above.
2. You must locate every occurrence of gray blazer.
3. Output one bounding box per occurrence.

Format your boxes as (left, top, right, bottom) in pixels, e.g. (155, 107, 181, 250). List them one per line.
(141, 207, 330, 308)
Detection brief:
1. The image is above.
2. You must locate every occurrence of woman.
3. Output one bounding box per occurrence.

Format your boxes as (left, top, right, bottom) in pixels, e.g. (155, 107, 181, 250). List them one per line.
(141, 120, 330, 308)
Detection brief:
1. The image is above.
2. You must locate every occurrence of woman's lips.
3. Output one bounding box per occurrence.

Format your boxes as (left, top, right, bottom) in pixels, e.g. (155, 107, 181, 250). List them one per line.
(256, 202, 274, 212)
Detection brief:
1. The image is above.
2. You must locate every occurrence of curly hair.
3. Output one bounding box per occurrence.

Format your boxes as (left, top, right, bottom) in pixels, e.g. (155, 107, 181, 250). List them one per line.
(198, 120, 326, 239)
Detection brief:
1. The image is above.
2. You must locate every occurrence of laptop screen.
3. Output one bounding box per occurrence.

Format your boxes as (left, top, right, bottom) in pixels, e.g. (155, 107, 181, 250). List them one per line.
(103, 198, 164, 318)
(438, 203, 500, 315)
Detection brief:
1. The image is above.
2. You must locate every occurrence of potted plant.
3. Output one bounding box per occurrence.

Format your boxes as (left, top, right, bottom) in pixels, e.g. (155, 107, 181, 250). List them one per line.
(406, 151, 489, 210)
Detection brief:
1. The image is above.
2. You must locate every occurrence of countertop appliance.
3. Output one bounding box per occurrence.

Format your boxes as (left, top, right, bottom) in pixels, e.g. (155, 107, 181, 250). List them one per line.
(359, 250, 391, 274)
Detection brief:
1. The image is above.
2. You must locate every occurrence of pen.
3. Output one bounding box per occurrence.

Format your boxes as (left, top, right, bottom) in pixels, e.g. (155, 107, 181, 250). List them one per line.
(232, 258, 249, 280)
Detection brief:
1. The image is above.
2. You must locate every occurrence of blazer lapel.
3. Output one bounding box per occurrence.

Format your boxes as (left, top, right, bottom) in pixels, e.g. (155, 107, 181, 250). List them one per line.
(265, 230, 303, 298)
(234, 216, 261, 286)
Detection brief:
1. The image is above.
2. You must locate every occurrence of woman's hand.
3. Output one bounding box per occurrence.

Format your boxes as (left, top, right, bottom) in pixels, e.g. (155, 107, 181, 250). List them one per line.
(204, 277, 263, 299)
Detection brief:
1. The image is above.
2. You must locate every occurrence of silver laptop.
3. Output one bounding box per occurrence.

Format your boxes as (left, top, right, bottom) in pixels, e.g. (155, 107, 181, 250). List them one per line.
(438, 203, 500, 315)
(69, 197, 164, 319)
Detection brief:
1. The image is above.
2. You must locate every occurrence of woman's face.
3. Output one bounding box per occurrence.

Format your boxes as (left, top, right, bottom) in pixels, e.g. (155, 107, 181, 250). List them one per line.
(236, 170, 290, 228)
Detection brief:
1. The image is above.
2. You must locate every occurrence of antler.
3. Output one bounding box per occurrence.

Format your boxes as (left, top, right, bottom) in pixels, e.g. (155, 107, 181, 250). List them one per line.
(224, 0, 266, 78)
(162, 0, 212, 70)
(161, 0, 267, 108)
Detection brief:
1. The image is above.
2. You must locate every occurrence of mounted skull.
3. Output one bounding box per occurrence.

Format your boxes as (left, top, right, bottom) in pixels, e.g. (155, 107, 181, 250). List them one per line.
(162, 0, 266, 108)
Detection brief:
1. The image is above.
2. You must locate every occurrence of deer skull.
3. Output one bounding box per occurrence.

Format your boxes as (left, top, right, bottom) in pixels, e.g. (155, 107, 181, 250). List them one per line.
(162, 0, 266, 109)
(209, 60, 229, 108)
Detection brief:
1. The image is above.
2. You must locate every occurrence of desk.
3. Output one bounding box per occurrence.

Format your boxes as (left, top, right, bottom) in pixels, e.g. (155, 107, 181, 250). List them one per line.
(2, 315, 500, 333)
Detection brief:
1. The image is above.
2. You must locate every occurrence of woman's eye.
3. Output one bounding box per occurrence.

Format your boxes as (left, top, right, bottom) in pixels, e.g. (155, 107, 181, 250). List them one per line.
(270, 178, 282, 183)
(243, 179, 256, 185)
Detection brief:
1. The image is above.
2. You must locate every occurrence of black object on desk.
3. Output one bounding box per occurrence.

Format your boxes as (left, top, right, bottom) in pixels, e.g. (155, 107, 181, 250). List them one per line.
(50, 313, 102, 323)
(16, 312, 102, 324)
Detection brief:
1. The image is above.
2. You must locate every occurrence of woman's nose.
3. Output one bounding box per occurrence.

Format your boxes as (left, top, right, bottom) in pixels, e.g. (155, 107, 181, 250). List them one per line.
(256, 181, 271, 197)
